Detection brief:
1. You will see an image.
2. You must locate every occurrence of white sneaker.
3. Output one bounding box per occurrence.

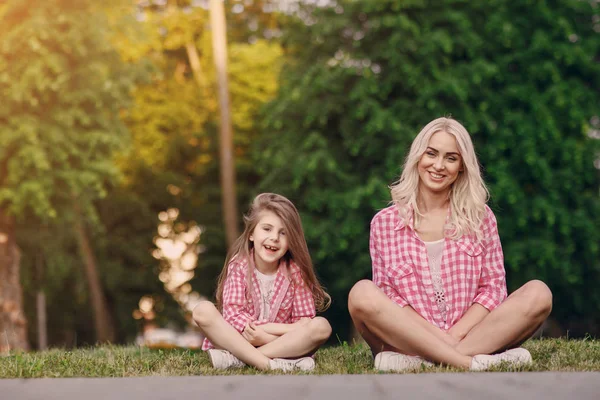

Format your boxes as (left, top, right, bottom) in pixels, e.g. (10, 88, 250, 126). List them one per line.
(269, 357, 315, 372)
(470, 347, 532, 371)
(374, 351, 434, 372)
(207, 349, 245, 369)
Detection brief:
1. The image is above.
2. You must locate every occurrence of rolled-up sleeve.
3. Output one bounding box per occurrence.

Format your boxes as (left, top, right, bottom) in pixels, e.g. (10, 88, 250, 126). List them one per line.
(472, 207, 508, 311)
(222, 265, 255, 333)
(371, 217, 409, 308)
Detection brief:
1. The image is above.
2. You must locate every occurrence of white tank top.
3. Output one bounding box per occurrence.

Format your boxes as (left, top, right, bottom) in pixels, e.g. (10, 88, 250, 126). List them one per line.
(424, 238, 448, 323)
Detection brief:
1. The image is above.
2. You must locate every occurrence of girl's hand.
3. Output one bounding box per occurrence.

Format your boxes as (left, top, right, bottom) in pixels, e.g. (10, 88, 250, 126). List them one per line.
(242, 321, 269, 346)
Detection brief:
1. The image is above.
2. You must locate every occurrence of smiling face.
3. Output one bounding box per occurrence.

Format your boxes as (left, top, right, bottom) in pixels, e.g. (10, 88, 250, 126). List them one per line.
(417, 131, 463, 196)
(250, 210, 289, 273)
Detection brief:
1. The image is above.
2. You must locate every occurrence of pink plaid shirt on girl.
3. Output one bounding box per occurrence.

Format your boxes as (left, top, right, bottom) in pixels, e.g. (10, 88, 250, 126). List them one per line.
(202, 255, 316, 350)
(371, 204, 507, 330)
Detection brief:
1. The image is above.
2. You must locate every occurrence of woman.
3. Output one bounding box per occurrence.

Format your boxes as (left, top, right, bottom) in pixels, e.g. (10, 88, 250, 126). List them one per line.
(348, 117, 552, 371)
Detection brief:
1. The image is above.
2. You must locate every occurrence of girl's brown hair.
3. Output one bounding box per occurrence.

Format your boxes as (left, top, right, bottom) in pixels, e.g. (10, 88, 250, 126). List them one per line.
(215, 193, 331, 312)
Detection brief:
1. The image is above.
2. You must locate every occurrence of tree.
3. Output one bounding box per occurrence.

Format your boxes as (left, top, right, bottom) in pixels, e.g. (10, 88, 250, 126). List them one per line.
(255, 0, 600, 338)
(0, 0, 143, 345)
(85, 0, 285, 340)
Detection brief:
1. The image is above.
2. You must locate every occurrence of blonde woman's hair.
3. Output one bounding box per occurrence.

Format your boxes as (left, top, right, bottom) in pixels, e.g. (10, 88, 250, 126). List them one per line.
(215, 193, 331, 312)
(390, 117, 490, 240)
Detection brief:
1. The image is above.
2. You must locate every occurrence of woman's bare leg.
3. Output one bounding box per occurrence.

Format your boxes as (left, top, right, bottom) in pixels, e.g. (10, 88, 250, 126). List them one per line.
(348, 280, 472, 368)
(192, 301, 271, 370)
(257, 317, 332, 358)
(351, 307, 458, 356)
(455, 280, 553, 356)
(350, 318, 399, 355)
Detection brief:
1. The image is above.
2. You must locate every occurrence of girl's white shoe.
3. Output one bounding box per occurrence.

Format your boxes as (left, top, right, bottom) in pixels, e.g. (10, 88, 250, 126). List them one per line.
(374, 351, 433, 372)
(208, 349, 246, 369)
(269, 357, 315, 372)
(470, 347, 533, 371)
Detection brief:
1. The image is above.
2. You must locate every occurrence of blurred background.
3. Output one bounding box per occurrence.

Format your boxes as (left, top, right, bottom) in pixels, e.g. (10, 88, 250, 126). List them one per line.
(0, 0, 598, 352)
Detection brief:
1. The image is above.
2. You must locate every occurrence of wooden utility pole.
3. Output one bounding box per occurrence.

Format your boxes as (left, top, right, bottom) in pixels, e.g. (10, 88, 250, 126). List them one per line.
(210, 0, 239, 247)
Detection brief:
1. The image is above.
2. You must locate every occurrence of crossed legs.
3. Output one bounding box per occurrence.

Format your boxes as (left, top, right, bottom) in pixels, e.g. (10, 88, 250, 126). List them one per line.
(192, 301, 331, 370)
(348, 279, 552, 368)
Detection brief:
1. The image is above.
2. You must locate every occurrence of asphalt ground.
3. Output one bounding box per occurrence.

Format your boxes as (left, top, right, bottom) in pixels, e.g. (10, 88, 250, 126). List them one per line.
(2, 372, 599, 400)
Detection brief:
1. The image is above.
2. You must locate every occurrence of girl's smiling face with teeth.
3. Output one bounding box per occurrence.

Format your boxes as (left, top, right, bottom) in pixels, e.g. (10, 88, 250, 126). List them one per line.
(250, 210, 289, 273)
(417, 131, 463, 196)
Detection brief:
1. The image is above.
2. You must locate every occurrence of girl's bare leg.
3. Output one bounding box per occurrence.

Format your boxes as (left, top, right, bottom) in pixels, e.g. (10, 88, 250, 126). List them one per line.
(455, 280, 553, 356)
(348, 280, 472, 368)
(257, 317, 331, 358)
(192, 301, 271, 370)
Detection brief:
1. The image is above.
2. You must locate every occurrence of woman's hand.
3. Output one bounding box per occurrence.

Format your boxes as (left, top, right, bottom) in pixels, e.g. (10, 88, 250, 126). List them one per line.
(441, 330, 461, 348)
(446, 326, 465, 344)
(242, 321, 271, 346)
(445, 304, 489, 344)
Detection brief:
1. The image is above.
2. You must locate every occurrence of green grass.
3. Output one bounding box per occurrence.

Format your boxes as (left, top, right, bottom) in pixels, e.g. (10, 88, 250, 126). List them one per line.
(1, 338, 599, 378)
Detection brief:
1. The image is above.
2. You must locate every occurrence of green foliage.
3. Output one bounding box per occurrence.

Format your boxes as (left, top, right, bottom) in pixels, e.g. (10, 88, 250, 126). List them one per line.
(0, 0, 145, 220)
(255, 0, 600, 336)
(0, 0, 148, 346)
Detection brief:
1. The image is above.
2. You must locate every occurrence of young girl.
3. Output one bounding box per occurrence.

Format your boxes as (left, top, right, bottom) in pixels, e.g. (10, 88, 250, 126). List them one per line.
(348, 117, 553, 371)
(193, 193, 332, 371)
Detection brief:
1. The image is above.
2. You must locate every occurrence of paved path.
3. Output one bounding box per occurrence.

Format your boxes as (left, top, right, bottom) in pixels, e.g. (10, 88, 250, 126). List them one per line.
(2, 372, 599, 400)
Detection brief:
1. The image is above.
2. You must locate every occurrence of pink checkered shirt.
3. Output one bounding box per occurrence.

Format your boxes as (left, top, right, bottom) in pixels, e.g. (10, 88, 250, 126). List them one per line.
(371, 204, 507, 330)
(202, 255, 316, 350)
